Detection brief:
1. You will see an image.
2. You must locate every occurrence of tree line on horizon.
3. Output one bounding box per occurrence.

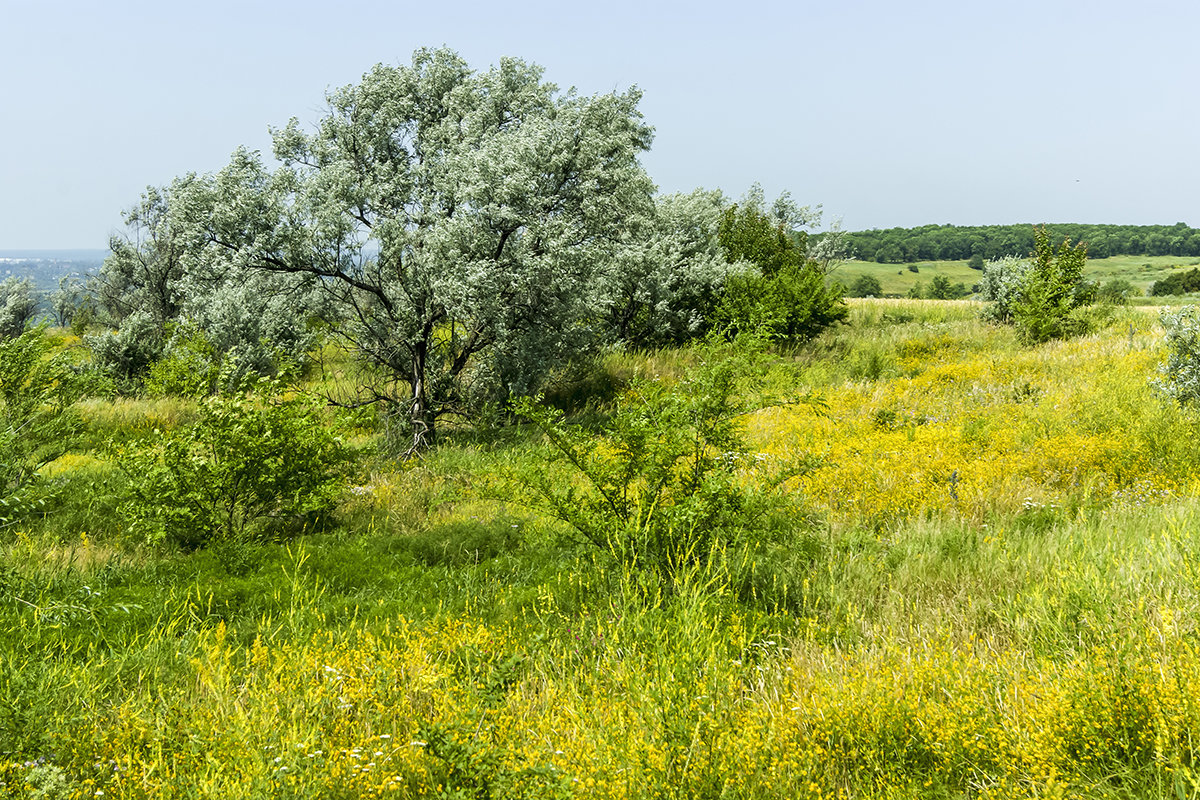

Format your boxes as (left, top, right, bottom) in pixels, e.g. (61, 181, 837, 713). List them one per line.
(831, 222, 1200, 263)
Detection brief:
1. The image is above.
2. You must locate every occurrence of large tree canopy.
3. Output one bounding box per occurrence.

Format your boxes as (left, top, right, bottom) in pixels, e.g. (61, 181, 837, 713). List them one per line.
(172, 47, 655, 452)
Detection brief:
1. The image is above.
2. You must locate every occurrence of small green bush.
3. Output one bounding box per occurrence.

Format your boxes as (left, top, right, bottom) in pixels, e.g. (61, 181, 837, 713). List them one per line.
(145, 321, 220, 398)
(977, 256, 1031, 323)
(119, 382, 351, 548)
(1150, 268, 1200, 297)
(1155, 306, 1200, 406)
(927, 274, 968, 300)
(0, 327, 85, 502)
(848, 274, 883, 298)
(715, 262, 847, 344)
(1097, 278, 1139, 304)
(515, 340, 819, 592)
(1010, 227, 1091, 344)
(978, 229, 1093, 342)
(85, 310, 164, 390)
(712, 190, 847, 344)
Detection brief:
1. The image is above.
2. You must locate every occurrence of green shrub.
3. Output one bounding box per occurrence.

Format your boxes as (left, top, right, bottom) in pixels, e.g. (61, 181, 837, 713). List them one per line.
(145, 321, 220, 397)
(713, 187, 846, 344)
(119, 382, 351, 548)
(1096, 278, 1139, 304)
(977, 256, 1031, 322)
(0, 327, 85, 504)
(85, 310, 164, 389)
(1010, 227, 1091, 344)
(715, 262, 847, 344)
(514, 340, 819, 592)
(1150, 268, 1200, 297)
(1154, 306, 1200, 406)
(0, 277, 38, 339)
(927, 274, 968, 300)
(848, 274, 883, 298)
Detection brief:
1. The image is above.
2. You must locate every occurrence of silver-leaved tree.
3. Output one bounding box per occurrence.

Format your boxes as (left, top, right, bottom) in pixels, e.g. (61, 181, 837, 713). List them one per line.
(94, 184, 323, 387)
(170, 47, 655, 453)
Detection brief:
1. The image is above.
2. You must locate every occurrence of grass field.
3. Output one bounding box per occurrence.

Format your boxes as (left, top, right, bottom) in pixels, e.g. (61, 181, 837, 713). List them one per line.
(6, 301, 1200, 798)
(837, 255, 1200, 298)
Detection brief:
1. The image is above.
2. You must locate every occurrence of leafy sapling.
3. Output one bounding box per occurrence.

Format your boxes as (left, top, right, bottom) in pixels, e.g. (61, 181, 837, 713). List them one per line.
(514, 338, 821, 592)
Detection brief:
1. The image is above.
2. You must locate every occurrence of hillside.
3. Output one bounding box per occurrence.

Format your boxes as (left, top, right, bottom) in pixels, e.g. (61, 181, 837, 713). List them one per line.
(6, 301, 1200, 797)
(836, 253, 1200, 298)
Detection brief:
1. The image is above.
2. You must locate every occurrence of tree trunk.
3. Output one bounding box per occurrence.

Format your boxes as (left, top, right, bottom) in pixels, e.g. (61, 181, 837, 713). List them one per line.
(406, 344, 437, 457)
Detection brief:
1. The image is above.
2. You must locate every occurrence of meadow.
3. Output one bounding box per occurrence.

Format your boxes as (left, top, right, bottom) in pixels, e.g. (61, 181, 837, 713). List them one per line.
(6, 299, 1200, 798)
(838, 255, 1200, 298)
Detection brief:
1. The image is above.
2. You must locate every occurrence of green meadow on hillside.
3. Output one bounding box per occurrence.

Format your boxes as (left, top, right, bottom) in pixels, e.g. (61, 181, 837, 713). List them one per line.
(6, 300, 1200, 798)
(838, 254, 1200, 298)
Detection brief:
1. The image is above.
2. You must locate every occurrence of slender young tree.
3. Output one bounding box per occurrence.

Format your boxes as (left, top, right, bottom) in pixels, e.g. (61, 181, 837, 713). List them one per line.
(97, 186, 186, 329)
(1012, 227, 1090, 343)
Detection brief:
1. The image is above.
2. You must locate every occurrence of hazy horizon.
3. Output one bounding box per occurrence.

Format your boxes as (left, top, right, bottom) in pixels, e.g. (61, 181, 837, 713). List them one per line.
(0, 249, 110, 258)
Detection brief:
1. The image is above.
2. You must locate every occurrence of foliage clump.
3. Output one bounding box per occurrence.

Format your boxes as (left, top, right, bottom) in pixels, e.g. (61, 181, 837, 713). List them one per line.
(606, 185, 852, 350)
(926, 273, 970, 300)
(0, 276, 38, 339)
(93, 184, 322, 391)
(847, 274, 883, 298)
(978, 228, 1093, 343)
(0, 327, 84, 500)
(602, 189, 735, 348)
(1149, 267, 1200, 297)
(713, 187, 847, 343)
(1096, 278, 1139, 304)
(908, 273, 970, 300)
(977, 256, 1032, 323)
(85, 309, 164, 388)
(1154, 306, 1200, 406)
(49, 275, 92, 330)
(120, 381, 350, 548)
(144, 321, 221, 397)
(1010, 227, 1092, 343)
(516, 340, 817, 592)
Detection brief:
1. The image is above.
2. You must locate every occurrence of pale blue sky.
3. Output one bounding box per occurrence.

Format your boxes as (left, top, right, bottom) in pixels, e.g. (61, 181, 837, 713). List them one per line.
(2, 0, 1196, 248)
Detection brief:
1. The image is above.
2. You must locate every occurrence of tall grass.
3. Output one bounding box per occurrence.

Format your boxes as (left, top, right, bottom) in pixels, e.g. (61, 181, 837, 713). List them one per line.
(5, 300, 1200, 798)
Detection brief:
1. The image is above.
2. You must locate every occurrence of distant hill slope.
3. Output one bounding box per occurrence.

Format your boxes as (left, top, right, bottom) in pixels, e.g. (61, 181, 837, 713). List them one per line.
(834, 254, 1200, 299)
(829, 223, 1200, 262)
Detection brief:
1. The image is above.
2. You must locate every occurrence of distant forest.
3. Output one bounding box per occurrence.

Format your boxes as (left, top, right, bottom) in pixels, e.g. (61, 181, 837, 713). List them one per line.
(833, 223, 1200, 262)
